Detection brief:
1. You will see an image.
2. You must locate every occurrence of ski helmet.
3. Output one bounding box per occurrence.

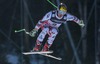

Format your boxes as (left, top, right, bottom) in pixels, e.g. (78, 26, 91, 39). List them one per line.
(57, 3, 67, 15)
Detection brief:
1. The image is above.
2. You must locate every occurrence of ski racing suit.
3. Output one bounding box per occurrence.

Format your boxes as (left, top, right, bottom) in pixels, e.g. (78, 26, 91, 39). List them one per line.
(32, 10, 83, 51)
(30, 10, 84, 51)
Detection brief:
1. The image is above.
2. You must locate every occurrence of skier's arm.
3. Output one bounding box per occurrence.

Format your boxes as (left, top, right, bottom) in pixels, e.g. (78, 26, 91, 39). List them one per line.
(29, 11, 52, 37)
(66, 13, 85, 27)
(34, 11, 52, 30)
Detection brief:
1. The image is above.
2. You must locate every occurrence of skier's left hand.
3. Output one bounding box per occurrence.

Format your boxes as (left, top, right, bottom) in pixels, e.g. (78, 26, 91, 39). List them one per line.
(79, 20, 85, 27)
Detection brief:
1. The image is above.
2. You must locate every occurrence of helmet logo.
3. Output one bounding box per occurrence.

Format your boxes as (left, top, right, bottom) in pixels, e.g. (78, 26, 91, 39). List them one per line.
(60, 6, 67, 12)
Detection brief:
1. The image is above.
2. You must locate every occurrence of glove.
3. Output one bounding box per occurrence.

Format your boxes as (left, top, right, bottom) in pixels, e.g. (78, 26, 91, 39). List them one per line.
(29, 29, 38, 37)
(79, 20, 85, 27)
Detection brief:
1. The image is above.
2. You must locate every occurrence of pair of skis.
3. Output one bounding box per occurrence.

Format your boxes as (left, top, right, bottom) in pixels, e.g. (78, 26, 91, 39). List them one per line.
(15, 29, 62, 60)
(22, 51, 62, 60)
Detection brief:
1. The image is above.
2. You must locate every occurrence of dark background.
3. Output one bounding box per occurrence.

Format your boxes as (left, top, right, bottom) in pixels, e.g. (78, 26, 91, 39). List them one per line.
(0, 0, 100, 64)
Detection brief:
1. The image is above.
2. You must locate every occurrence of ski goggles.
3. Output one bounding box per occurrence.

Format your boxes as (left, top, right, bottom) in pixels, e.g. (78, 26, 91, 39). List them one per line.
(58, 10, 66, 15)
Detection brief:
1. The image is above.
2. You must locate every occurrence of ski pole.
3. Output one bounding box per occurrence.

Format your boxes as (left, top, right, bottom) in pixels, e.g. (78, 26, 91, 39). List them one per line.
(15, 29, 29, 35)
(47, 0, 57, 8)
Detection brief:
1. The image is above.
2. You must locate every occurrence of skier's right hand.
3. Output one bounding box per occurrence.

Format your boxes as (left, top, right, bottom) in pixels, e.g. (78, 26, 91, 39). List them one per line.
(29, 29, 38, 37)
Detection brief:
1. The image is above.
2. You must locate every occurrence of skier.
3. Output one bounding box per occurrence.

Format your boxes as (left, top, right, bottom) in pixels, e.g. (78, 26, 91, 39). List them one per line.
(29, 3, 84, 51)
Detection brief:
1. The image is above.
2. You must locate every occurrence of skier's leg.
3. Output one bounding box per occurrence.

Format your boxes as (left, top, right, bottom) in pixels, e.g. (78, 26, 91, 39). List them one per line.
(33, 27, 49, 51)
(42, 28, 58, 51)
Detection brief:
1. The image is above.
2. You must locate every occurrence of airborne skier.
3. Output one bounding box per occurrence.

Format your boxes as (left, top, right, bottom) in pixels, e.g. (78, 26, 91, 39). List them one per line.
(29, 3, 84, 52)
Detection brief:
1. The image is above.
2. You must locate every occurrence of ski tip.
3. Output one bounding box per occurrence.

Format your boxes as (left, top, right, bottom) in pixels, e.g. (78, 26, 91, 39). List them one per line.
(50, 51, 53, 53)
(22, 52, 27, 55)
(58, 58, 62, 60)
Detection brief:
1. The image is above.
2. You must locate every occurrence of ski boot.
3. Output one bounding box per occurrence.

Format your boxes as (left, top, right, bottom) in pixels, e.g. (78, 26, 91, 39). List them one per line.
(32, 41, 41, 51)
(42, 43, 51, 51)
